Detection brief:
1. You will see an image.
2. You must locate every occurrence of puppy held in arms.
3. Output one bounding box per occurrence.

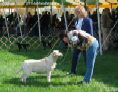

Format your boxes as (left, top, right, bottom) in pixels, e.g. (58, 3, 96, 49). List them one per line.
(17, 50, 63, 83)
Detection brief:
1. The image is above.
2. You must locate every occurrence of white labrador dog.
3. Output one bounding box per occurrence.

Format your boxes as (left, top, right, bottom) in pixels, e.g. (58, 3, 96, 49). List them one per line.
(18, 50, 63, 83)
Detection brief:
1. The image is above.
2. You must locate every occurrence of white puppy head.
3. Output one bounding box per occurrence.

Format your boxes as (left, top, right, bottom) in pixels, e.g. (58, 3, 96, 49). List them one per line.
(71, 36, 79, 45)
(67, 31, 73, 41)
(52, 50, 63, 57)
(67, 30, 79, 40)
(67, 30, 79, 45)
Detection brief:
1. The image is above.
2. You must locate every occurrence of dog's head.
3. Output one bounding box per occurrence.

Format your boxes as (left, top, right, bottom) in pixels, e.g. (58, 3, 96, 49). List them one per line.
(51, 50, 63, 57)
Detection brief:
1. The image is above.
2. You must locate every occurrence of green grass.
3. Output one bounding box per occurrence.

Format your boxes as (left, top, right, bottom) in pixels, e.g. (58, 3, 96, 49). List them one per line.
(0, 49, 118, 92)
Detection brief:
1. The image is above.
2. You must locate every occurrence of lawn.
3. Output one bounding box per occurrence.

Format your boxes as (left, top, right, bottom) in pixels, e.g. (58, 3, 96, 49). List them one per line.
(0, 48, 118, 92)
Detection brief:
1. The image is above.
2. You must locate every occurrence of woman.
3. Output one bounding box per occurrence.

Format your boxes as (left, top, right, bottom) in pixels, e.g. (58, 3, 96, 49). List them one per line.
(64, 30, 99, 83)
(69, 5, 93, 75)
(74, 5, 93, 35)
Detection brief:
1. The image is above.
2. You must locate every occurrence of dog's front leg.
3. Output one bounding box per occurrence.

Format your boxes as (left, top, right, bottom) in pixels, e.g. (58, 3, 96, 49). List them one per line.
(21, 73, 28, 83)
(47, 71, 52, 82)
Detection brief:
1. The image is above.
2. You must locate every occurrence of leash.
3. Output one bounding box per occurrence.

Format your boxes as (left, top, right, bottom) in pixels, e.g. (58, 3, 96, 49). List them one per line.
(46, 17, 76, 59)
(45, 16, 76, 57)
(58, 46, 71, 65)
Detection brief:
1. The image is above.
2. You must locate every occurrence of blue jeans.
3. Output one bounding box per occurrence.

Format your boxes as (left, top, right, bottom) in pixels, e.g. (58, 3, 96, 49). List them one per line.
(83, 39, 99, 82)
(71, 49, 86, 74)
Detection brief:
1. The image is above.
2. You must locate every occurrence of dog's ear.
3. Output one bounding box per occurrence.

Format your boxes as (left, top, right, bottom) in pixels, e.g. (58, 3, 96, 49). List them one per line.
(59, 52, 63, 56)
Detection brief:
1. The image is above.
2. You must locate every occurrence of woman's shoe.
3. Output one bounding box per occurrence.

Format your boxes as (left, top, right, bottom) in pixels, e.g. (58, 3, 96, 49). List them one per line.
(77, 80, 90, 85)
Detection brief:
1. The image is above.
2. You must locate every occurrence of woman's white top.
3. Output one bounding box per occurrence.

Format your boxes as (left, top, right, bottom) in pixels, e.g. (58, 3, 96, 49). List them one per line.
(75, 18, 83, 30)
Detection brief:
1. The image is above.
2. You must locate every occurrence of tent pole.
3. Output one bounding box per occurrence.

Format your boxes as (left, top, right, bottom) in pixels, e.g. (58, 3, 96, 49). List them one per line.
(84, 0, 87, 8)
(50, 0, 53, 26)
(2, 1, 10, 38)
(96, 0, 102, 55)
(14, 1, 23, 38)
(37, 0, 41, 42)
(61, 0, 68, 33)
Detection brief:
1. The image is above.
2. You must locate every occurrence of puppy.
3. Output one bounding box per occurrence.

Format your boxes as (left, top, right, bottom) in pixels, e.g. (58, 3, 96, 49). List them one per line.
(41, 36, 53, 49)
(16, 43, 30, 51)
(41, 38, 47, 49)
(17, 50, 63, 83)
(47, 37, 53, 48)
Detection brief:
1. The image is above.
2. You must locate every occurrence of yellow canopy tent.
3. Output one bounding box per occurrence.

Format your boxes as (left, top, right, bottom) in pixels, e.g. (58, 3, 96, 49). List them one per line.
(88, 4, 118, 8)
(55, 0, 118, 8)
(81, 0, 118, 8)
(0, 0, 117, 8)
(105, 0, 118, 3)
